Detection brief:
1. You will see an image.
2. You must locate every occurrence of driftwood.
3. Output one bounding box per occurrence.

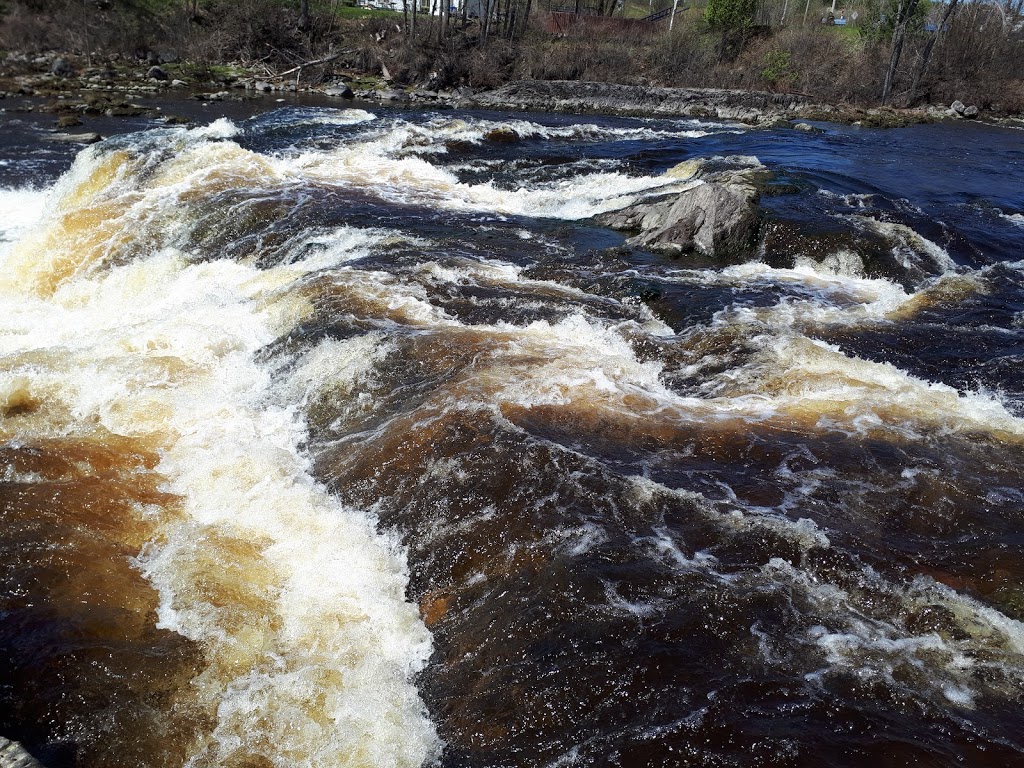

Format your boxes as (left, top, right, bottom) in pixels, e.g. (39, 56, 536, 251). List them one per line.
(276, 51, 345, 80)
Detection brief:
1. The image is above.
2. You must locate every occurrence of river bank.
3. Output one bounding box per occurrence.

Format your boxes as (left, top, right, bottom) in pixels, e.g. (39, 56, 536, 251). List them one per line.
(3, 49, 1020, 141)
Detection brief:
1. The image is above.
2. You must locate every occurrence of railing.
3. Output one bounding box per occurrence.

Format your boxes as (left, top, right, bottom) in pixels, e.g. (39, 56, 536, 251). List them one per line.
(641, 6, 674, 22)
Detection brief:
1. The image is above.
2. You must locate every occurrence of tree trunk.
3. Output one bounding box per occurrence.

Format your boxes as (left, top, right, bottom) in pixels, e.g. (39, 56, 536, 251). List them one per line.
(519, 0, 533, 37)
(908, 0, 959, 104)
(881, 0, 915, 105)
(298, 0, 310, 31)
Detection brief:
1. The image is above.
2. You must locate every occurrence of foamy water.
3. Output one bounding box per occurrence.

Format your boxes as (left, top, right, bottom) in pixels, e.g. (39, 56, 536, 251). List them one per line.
(0, 128, 439, 767)
(3, 110, 1024, 767)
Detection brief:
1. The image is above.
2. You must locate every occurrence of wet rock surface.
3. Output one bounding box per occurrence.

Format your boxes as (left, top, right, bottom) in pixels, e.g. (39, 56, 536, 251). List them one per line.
(598, 157, 768, 258)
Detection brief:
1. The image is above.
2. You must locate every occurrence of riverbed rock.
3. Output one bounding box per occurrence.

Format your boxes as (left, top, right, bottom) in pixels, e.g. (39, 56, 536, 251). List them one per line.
(598, 156, 768, 257)
(45, 131, 102, 143)
(323, 84, 354, 98)
(963, 105, 979, 119)
(147, 65, 168, 81)
(598, 160, 766, 258)
(377, 89, 410, 102)
(951, 100, 967, 115)
(0, 736, 45, 768)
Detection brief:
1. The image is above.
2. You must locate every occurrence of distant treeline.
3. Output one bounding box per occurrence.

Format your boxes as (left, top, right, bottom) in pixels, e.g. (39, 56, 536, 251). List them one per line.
(1, 0, 1022, 111)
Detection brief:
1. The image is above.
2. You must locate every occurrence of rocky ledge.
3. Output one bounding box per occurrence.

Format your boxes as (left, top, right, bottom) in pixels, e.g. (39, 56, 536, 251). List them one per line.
(468, 80, 813, 123)
(597, 156, 769, 258)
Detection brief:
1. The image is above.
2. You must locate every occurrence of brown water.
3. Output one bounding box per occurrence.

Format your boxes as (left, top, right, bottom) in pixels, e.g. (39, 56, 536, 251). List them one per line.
(0, 106, 1023, 767)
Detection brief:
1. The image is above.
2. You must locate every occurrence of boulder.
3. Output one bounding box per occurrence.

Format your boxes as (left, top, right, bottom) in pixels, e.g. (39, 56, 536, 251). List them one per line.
(598, 157, 765, 257)
(253, 80, 273, 92)
(50, 57, 73, 77)
(963, 105, 979, 119)
(147, 65, 168, 81)
(323, 84, 354, 98)
(950, 100, 966, 115)
(377, 89, 410, 102)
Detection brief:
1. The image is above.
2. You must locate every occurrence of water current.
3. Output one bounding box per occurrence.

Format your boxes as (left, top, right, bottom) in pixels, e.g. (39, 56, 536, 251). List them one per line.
(0, 99, 1023, 767)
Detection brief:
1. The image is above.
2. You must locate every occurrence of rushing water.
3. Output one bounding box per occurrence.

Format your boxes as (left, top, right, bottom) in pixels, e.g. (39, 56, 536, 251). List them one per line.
(0, 101, 1023, 768)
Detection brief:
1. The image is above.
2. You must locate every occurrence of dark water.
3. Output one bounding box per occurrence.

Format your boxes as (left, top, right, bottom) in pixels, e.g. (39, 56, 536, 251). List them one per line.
(1, 97, 1023, 768)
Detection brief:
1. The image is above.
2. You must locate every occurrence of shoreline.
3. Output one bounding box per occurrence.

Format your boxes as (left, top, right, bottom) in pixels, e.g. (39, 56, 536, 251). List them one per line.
(3, 51, 1022, 135)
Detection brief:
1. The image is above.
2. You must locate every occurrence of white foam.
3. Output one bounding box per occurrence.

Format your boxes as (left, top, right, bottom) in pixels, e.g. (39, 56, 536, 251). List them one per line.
(0, 133, 440, 766)
(853, 217, 958, 273)
(350, 115, 723, 155)
(192, 117, 242, 139)
(769, 559, 1024, 708)
(0, 187, 49, 257)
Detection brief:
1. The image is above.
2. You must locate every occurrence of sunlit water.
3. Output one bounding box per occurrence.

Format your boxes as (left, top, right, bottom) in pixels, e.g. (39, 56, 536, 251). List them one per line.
(1, 101, 1023, 767)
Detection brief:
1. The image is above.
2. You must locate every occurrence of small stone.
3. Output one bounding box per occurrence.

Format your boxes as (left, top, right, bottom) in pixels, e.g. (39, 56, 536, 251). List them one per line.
(57, 115, 82, 128)
(170, 79, 188, 88)
(793, 122, 817, 132)
(254, 81, 273, 92)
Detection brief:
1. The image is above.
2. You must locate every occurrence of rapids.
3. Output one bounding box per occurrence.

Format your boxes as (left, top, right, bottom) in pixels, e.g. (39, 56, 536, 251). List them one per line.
(0, 102, 1023, 767)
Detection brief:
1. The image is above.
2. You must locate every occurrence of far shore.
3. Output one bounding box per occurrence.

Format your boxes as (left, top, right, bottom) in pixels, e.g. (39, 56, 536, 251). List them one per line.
(3, 50, 1022, 138)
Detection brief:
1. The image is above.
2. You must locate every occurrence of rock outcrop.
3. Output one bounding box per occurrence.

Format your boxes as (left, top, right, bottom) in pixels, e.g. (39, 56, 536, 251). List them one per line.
(0, 737, 44, 768)
(470, 80, 811, 123)
(597, 156, 767, 257)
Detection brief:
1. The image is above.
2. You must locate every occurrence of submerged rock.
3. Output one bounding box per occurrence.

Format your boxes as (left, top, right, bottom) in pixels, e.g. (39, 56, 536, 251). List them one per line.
(45, 131, 102, 143)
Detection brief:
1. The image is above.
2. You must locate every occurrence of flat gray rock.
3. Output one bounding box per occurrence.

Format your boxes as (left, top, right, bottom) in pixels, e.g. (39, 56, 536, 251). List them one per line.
(46, 132, 102, 143)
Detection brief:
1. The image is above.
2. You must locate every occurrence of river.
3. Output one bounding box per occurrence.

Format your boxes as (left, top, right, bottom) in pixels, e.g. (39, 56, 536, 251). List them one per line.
(0, 98, 1023, 767)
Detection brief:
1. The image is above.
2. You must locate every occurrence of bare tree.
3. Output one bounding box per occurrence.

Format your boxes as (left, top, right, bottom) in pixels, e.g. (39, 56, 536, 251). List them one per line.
(881, 0, 917, 105)
(908, 0, 959, 104)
